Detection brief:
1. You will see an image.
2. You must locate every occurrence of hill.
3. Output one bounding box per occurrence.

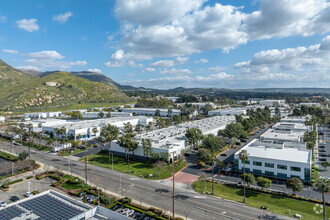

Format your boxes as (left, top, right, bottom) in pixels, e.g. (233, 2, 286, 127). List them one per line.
(0, 61, 131, 111)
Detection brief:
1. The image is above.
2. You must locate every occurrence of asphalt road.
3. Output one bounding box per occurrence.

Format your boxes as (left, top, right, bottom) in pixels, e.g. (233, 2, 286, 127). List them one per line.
(0, 142, 292, 220)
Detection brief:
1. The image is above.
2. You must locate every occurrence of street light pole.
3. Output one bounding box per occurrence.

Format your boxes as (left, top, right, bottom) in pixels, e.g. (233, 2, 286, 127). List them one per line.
(68, 158, 71, 175)
(112, 153, 114, 171)
(172, 152, 175, 219)
(28, 181, 31, 193)
(84, 135, 87, 183)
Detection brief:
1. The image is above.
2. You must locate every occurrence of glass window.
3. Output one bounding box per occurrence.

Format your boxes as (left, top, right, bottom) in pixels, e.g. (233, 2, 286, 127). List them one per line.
(265, 171, 274, 176)
(290, 166, 301, 172)
(244, 160, 250, 164)
(253, 169, 262, 174)
(277, 164, 287, 170)
(277, 173, 287, 179)
(265, 163, 274, 168)
(253, 161, 262, 166)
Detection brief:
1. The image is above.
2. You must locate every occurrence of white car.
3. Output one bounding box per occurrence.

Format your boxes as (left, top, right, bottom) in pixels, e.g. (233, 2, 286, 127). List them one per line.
(25, 192, 33, 197)
(0, 201, 7, 208)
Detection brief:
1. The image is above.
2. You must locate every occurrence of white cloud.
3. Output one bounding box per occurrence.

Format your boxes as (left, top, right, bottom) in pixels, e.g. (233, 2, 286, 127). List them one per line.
(195, 58, 208, 64)
(125, 73, 134, 77)
(21, 50, 87, 70)
(104, 61, 121, 67)
(16, 18, 39, 32)
(111, 49, 125, 60)
(16, 65, 43, 71)
(242, 0, 330, 40)
(53, 12, 73, 24)
(115, 0, 205, 26)
(150, 57, 188, 67)
(234, 35, 330, 75)
(88, 68, 102, 73)
(0, 16, 6, 23)
(127, 61, 143, 68)
(159, 68, 192, 75)
(143, 67, 156, 72)
(2, 49, 19, 54)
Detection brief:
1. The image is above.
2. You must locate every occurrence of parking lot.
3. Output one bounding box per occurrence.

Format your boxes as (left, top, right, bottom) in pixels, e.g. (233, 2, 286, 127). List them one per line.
(318, 125, 330, 177)
(110, 203, 157, 220)
(0, 177, 54, 205)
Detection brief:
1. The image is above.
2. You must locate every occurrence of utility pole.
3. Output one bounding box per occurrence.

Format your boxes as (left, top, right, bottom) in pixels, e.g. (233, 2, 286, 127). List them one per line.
(11, 162, 14, 175)
(109, 148, 111, 168)
(68, 158, 71, 175)
(112, 153, 113, 171)
(84, 136, 87, 183)
(172, 152, 175, 219)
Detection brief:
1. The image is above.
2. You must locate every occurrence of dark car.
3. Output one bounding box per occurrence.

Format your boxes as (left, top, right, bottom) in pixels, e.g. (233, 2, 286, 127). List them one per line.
(319, 158, 327, 161)
(320, 154, 328, 157)
(10, 196, 19, 202)
(77, 192, 86, 197)
(220, 154, 227, 157)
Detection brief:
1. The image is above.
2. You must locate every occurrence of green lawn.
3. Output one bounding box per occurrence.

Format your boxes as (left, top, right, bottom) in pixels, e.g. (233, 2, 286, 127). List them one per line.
(192, 181, 329, 220)
(0, 150, 18, 161)
(61, 148, 85, 156)
(83, 152, 187, 180)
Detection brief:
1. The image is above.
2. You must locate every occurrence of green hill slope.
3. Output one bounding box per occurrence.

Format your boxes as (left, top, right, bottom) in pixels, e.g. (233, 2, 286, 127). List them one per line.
(0, 60, 131, 111)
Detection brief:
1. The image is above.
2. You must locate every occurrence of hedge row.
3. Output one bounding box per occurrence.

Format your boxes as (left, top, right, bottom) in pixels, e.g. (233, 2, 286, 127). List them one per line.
(8, 178, 23, 185)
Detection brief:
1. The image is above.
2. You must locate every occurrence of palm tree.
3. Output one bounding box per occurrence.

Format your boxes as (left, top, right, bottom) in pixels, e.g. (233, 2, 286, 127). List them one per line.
(38, 123, 42, 147)
(316, 177, 330, 220)
(19, 123, 24, 143)
(238, 149, 249, 203)
(167, 107, 173, 118)
(142, 139, 152, 161)
(27, 123, 33, 159)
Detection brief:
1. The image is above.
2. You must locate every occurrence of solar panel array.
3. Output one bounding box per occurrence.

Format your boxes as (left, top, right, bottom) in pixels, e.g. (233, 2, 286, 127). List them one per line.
(0, 206, 25, 219)
(19, 194, 84, 220)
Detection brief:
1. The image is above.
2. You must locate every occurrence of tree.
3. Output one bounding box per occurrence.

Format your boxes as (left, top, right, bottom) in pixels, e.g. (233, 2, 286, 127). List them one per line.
(142, 139, 152, 161)
(106, 111, 111, 118)
(160, 152, 170, 162)
(167, 107, 173, 118)
(18, 151, 29, 160)
(92, 127, 98, 138)
(286, 177, 304, 196)
(215, 160, 227, 171)
(27, 123, 33, 159)
(146, 122, 153, 133)
(172, 115, 182, 124)
(185, 128, 203, 148)
(135, 124, 142, 134)
(196, 148, 210, 163)
(238, 149, 249, 203)
(37, 123, 42, 147)
(315, 177, 330, 220)
(124, 122, 133, 134)
(155, 109, 161, 117)
(241, 173, 255, 185)
(19, 123, 24, 143)
(101, 125, 119, 143)
(153, 161, 165, 177)
(117, 133, 138, 172)
(257, 177, 272, 190)
(320, 162, 329, 171)
(98, 112, 104, 118)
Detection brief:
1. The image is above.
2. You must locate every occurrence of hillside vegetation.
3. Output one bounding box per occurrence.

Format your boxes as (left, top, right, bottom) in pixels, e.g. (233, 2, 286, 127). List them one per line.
(0, 60, 131, 111)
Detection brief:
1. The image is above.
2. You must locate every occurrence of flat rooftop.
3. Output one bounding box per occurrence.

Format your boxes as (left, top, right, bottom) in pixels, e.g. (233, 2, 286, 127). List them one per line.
(237, 140, 311, 164)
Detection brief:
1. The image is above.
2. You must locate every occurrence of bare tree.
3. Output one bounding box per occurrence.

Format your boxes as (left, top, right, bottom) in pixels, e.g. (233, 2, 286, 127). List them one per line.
(179, 204, 192, 220)
(199, 172, 208, 194)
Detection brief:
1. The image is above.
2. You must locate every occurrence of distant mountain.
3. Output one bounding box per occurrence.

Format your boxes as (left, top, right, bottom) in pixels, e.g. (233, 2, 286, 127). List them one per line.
(0, 60, 131, 111)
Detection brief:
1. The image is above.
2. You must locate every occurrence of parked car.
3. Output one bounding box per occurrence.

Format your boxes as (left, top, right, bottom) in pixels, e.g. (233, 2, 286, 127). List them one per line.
(319, 154, 327, 157)
(220, 153, 227, 157)
(293, 213, 301, 218)
(319, 149, 327, 152)
(319, 145, 326, 148)
(236, 181, 242, 186)
(0, 201, 7, 208)
(10, 196, 19, 202)
(77, 192, 86, 197)
(25, 192, 33, 197)
(319, 158, 327, 161)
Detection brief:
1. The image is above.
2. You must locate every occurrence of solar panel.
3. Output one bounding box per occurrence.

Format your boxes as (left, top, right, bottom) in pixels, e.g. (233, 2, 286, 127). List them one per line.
(0, 206, 26, 219)
(19, 194, 84, 220)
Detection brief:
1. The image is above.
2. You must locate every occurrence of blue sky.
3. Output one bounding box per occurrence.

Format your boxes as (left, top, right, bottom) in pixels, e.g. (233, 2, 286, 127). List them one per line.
(1, 0, 330, 89)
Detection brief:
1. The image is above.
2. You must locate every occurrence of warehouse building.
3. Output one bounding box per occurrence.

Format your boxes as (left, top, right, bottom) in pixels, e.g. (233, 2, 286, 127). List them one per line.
(121, 107, 181, 117)
(234, 139, 312, 182)
(81, 111, 132, 119)
(111, 116, 236, 161)
(259, 99, 286, 107)
(23, 111, 62, 119)
(42, 116, 153, 140)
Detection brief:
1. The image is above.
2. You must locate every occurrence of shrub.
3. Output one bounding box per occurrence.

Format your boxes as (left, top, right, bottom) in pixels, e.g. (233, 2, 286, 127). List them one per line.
(26, 176, 33, 179)
(119, 197, 131, 204)
(32, 190, 39, 195)
(8, 179, 23, 185)
(18, 151, 29, 160)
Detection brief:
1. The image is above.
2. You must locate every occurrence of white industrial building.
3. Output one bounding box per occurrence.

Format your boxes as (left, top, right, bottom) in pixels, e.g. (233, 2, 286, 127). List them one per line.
(165, 97, 179, 102)
(270, 109, 290, 118)
(234, 139, 312, 182)
(208, 108, 246, 116)
(81, 111, 132, 119)
(280, 116, 307, 124)
(23, 111, 62, 119)
(259, 100, 286, 107)
(300, 103, 321, 107)
(0, 116, 5, 123)
(42, 116, 153, 140)
(111, 116, 236, 161)
(235, 117, 312, 182)
(121, 107, 181, 117)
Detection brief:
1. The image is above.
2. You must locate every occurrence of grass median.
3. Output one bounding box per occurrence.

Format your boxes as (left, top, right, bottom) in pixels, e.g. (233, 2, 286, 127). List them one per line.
(192, 181, 329, 220)
(82, 152, 187, 180)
